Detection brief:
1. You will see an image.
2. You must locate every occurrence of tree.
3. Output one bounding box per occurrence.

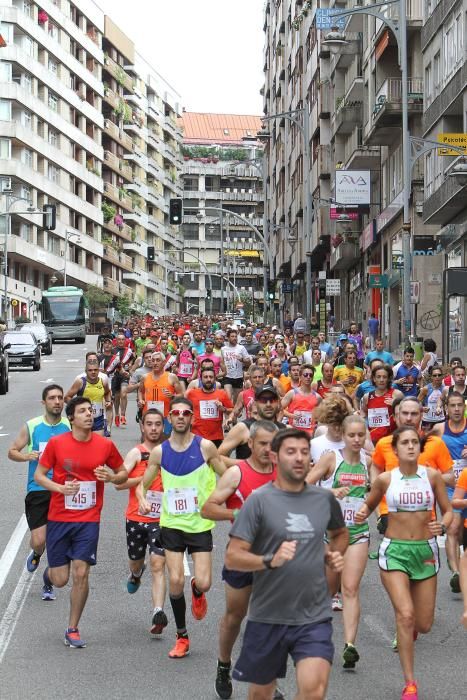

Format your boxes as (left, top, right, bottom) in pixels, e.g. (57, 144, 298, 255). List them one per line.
(115, 294, 131, 321)
(238, 291, 254, 321)
(84, 285, 112, 314)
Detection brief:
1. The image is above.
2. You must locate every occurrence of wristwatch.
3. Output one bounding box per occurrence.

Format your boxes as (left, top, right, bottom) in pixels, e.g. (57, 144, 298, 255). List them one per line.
(263, 553, 275, 569)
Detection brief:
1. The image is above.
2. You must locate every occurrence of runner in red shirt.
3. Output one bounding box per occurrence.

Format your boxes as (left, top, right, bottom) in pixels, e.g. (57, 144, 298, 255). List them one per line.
(312, 362, 336, 399)
(35, 396, 126, 649)
(115, 408, 168, 636)
(201, 420, 280, 699)
(281, 364, 321, 433)
(229, 365, 266, 426)
(361, 364, 403, 444)
(186, 367, 234, 446)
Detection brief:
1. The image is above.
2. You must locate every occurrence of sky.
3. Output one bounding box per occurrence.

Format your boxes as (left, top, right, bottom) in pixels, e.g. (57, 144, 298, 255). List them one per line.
(95, 0, 265, 116)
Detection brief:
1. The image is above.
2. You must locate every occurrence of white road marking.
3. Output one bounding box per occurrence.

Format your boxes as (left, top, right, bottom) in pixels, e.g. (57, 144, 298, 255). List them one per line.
(66, 359, 79, 363)
(39, 378, 55, 383)
(0, 515, 28, 593)
(0, 568, 36, 663)
(0, 434, 10, 437)
(183, 552, 190, 577)
(42, 359, 55, 363)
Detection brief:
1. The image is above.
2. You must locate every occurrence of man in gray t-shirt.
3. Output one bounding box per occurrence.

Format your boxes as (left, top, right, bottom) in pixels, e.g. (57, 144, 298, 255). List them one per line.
(226, 429, 348, 698)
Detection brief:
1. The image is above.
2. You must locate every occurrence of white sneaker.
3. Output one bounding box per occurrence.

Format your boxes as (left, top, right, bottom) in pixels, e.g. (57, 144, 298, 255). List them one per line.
(332, 593, 343, 611)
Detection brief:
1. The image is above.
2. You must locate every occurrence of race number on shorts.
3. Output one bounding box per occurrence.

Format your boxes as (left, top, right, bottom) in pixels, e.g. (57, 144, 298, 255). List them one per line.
(166, 487, 199, 515)
(65, 481, 96, 510)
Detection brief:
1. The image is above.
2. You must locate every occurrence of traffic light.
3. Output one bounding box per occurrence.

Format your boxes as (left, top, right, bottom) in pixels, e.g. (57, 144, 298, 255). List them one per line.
(206, 289, 212, 299)
(267, 280, 275, 301)
(147, 245, 155, 262)
(169, 198, 183, 225)
(42, 204, 56, 230)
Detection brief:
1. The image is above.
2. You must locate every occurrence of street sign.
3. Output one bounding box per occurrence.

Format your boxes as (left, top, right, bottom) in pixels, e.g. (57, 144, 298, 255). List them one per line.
(368, 273, 388, 288)
(281, 282, 293, 293)
(410, 280, 421, 304)
(315, 8, 346, 30)
(326, 279, 341, 296)
(437, 133, 467, 156)
(392, 253, 403, 269)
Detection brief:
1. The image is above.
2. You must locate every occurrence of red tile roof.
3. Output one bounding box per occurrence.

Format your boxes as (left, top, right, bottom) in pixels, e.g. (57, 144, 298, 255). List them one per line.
(180, 111, 263, 145)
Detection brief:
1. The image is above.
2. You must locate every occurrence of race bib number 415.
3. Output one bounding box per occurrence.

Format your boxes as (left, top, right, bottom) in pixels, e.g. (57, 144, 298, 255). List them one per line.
(65, 481, 96, 510)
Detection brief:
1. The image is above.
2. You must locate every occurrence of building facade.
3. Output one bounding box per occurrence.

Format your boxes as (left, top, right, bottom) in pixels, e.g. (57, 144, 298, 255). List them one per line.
(262, 0, 464, 350)
(0, 0, 182, 324)
(180, 112, 265, 319)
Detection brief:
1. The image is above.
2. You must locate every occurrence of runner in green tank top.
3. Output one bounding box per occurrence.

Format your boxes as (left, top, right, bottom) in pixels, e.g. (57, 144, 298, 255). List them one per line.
(308, 415, 370, 670)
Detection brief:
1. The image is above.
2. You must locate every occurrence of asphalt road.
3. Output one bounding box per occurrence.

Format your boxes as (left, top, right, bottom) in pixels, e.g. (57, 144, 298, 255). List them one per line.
(0, 337, 465, 699)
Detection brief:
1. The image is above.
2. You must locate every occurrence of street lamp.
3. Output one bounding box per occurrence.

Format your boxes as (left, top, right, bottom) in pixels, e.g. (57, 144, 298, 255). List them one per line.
(164, 249, 214, 316)
(64, 230, 81, 286)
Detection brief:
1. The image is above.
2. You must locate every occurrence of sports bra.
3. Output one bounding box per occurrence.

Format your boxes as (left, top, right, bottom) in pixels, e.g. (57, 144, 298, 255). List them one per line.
(385, 466, 435, 513)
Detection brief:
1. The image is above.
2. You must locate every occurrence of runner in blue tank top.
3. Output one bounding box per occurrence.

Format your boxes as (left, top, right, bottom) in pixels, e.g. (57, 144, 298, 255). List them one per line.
(8, 384, 70, 600)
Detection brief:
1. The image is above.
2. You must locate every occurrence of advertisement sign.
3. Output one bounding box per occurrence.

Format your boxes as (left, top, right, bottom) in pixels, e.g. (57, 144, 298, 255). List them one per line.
(360, 220, 376, 252)
(369, 274, 388, 288)
(437, 133, 467, 156)
(330, 207, 359, 220)
(326, 279, 341, 296)
(410, 281, 420, 304)
(335, 170, 371, 205)
(315, 8, 346, 30)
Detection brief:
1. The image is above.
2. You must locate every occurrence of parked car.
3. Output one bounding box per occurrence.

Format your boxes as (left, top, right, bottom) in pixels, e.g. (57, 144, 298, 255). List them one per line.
(1, 331, 41, 371)
(0, 335, 9, 394)
(16, 323, 53, 355)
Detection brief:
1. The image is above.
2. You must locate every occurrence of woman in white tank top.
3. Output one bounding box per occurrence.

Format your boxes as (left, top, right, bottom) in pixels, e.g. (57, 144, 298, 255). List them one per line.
(355, 426, 452, 700)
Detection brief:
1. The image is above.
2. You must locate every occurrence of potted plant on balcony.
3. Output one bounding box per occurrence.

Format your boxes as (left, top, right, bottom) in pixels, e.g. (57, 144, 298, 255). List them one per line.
(101, 201, 116, 223)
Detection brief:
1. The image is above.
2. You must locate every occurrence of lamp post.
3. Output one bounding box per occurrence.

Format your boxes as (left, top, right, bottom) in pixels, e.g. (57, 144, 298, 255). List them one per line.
(0, 194, 37, 322)
(63, 230, 81, 286)
(262, 108, 311, 330)
(166, 249, 214, 316)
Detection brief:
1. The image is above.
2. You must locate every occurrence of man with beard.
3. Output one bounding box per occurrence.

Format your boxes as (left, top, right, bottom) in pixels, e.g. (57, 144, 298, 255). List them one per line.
(186, 367, 234, 447)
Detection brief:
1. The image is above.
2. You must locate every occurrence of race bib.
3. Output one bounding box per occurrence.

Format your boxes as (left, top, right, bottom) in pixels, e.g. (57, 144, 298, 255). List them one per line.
(200, 400, 219, 419)
(340, 496, 365, 526)
(368, 407, 390, 428)
(397, 480, 431, 510)
(92, 402, 104, 418)
(146, 489, 162, 519)
(179, 363, 193, 375)
(147, 400, 164, 414)
(166, 487, 199, 515)
(65, 481, 96, 510)
(293, 411, 313, 429)
(453, 459, 467, 480)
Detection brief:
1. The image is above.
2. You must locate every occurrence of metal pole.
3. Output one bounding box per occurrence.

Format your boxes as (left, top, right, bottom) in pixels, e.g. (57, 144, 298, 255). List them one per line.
(400, 0, 411, 344)
(64, 232, 68, 286)
(182, 250, 213, 316)
(262, 152, 269, 325)
(3, 195, 10, 322)
(303, 106, 312, 332)
(219, 206, 224, 314)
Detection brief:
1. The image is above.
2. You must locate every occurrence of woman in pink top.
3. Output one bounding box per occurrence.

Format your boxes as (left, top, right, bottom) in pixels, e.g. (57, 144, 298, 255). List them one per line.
(197, 338, 225, 378)
(175, 332, 197, 388)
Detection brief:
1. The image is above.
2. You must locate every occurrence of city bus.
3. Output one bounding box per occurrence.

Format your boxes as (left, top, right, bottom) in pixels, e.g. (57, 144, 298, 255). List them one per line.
(41, 286, 89, 343)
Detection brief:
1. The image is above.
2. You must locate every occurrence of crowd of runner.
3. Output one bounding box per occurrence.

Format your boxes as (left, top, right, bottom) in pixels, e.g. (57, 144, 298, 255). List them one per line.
(8, 313, 467, 700)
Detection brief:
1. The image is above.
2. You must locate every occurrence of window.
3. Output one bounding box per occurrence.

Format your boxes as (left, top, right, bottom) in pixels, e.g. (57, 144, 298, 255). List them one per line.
(20, 224, 32, 242)
(1, 23, 13, 44)
(443, 12, 463, 79)
(21, 110, 32, 128)
(21, 73, 32, 91)
(433, 52, 440, 93)
(23, 1, 32, 16)
(0, 99, 11, 120)
(22, 148, 33, 168)
(48, 164, 59, 183)
(0, 61, 12, 82)
(48, 92, 59, 111)
(48, 129, 58, 147)
(21, 185, 31, 200)
(47, 22, 59, 40)
(48, 58, 58, 75)
(424, 63, 432, 102)
(0, 138, 11, 159)
(22, 35, 34, 57)
(388, 145, 402, 201)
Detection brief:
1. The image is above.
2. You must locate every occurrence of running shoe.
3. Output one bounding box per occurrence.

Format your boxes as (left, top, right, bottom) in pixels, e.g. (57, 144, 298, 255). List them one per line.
(342, 643, 360, 669)
(127, 565, 145, 594)
(332, 592, 343, 611)
(150, 609, 168, 635)
(401, 681, 418, 699)
(168, 634, 190, 659)
(273, 689, 286, 700)
(115, 415, 120, 428)
(392, 635, 398, 652)
(64, 627, 86, 648)
(215, 661, 232, 699)
(191, 576, 207, 620)
(450, 571, 461, 593)
(26, 550, 41, 573)
(41, 583, 56, 601)
(120, 416, 127, 428)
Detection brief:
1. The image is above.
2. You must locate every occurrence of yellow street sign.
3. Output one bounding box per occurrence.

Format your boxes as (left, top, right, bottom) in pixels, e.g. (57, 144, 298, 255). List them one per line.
(225, 250, 261, 258)
(437, 133, 467, 156)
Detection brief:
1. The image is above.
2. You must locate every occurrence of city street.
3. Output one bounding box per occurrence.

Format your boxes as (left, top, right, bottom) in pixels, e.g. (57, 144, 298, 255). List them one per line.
(0, 338, 465, 700)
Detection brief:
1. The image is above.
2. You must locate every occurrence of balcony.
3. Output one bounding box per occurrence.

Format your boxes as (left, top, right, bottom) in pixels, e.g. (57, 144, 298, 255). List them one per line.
(119, 252, 134, 271)
(103, 151, 133, 181)
(344, 129, 381, 169)
(103, 56, 134, 93)
(103, 245, 120, 264)
(103, 276, 120, 295)
(103, 219, 133, 241)
(423, 158, 467, 225)
(332, 100, 363, 136)
(318, 145, 331, 179)
(103, 87, 120, 110)
(329, 241, 360, 271)
(365, 78, 423, 145)
(103, 182, 133, 211)
(103, 119, 133, 151)
(120, 281, 133, 296)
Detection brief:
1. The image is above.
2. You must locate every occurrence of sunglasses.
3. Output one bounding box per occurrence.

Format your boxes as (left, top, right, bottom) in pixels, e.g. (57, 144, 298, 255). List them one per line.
(302, 372, 313, 377)
(170, 409, 193, 417)
(431, 373, 442, 378)
(257, 396, 278, 404)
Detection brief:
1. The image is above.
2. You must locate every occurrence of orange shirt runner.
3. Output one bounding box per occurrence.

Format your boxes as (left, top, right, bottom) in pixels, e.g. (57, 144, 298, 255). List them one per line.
(372, 433, 453, 515)
(186, 387, 233, 442)
(126, 445, 163, 523)
(287, 390, 319, 433)
(141, 372, 176, 417)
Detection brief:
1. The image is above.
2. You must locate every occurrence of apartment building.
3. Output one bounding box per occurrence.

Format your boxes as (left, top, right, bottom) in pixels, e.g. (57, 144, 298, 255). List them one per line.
(421, 0, 466, 356)
(0, 0, 105, 321)
(180, 112, 265, 318)
(263, 0, 453, 347)
(0, 0, 183, 323)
